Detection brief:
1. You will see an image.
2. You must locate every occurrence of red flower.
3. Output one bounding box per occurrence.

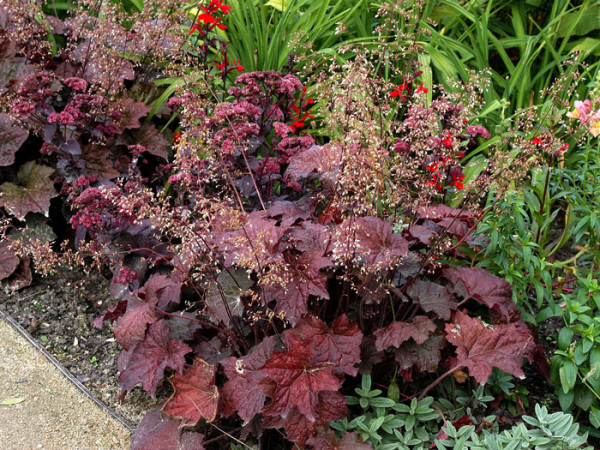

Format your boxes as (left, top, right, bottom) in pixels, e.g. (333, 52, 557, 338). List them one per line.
(390, 78, 411, 101)
(232, 58, 244, 71)
(188, 24, 204, 36)
(198, 13, 216, 24)
(449, 168, 465, 190)
(443, 135, 453, 148)
(174, 131, 182, 144)
(416, 82, 429, 94)
(205, 0, 231, 14)
(531, 136, 543, 145)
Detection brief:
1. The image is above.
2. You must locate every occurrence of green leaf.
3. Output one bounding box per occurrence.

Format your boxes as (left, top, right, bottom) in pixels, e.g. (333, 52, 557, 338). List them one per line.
(558, 389, 574, 410)
(559, 361, 577, 393)
(370, 397, 396, 408)
(558, 327, 574, 350)
(590, 406, 600, 428)
(265, 0, 291, 11)
(557, 6, 600, 38)
(0, 397, 25, 406)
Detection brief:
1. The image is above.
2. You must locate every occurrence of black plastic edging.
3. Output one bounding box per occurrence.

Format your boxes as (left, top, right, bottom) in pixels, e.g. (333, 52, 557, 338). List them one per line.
(0, 308, 135, 432)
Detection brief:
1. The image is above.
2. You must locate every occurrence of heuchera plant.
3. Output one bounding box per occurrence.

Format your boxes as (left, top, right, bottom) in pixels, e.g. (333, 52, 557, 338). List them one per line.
(85, 72, 543, 448)
(0, 2, 550, 449)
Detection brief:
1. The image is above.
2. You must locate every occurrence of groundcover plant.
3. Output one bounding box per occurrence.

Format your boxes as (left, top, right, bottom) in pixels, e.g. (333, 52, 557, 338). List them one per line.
(0, 0, 595, 449)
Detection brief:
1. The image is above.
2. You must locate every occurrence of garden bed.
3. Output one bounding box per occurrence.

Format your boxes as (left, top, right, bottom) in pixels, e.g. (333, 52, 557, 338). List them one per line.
(0, 270, 162, 426)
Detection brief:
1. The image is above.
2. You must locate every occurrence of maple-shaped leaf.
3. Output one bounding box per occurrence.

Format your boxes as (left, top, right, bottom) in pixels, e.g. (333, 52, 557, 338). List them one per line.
(167, 313, 202, 342)
(285, 315, 362, 376)
(194, 336, 231, 365)
(0, 57, 35, 91)
(395, 335, 444, 373)
(358, 336, 384, 374)
(120, 320, 192, 397)
(0, 113, 28, 167)
(0, 161, 57, 220)
(216, 214, 288, 269)
(204, 269, 252, 325)
(93, 300, 128, 329)
(264, 391, 347, 447)
(266, 200, 313, 228)
(114, 97, 152, 130)
(220, 336, 276, 422)
(374, 316, 436, 352)
(163, 359, 219, 426)
(142, 274, 181, 310)
(407, 280, 456, 320)
(114, 297, 159, 350)
(265, 250, 332, 325)
(445, 310, 532, 384)
(6, 255, 32, 291)
(445, 267, 518, 323)
(289, 221, 331, 254)
(261, 338, 342, 421)
(130, 409, 205, 450)
(405, 224, 436, 245)
(82, 145, 120, 180)
(333, 216, 409, 268)
(0, 240, 19, 280)
(118, 123, 171, 160)
(284, 144, 342, 187)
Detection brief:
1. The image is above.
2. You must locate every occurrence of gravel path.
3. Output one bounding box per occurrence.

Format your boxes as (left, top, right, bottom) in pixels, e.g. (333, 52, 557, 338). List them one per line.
(0, 318, 131, 449)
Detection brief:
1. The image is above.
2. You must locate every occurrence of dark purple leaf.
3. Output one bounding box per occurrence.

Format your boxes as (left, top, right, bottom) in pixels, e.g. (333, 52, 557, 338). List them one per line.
(284, 144, 342, 186)
(407, 280, 456, 320)
(0, 161, 57, 220)
(445, 267, 519, 322)
(0, 240, 19, 280)
(131, 409, 205, 450)
(0, 113, 28, 167)
(445, 311, 532, 384)
(334, 216, 409, 268)
(120, 320, 191, 397)
(285, 315, 362, 376)
(220, 337, 276, 422)
(395, 335, 444, 373)
(5, 255, 32, 291)
(374, 316, 436, 352)
(114, 97, 152, 130)
(163, 359, 219, 426)
(114, 297, 158, 350)
(93, 300, 128, 330)
(204, 269, 252, 325)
